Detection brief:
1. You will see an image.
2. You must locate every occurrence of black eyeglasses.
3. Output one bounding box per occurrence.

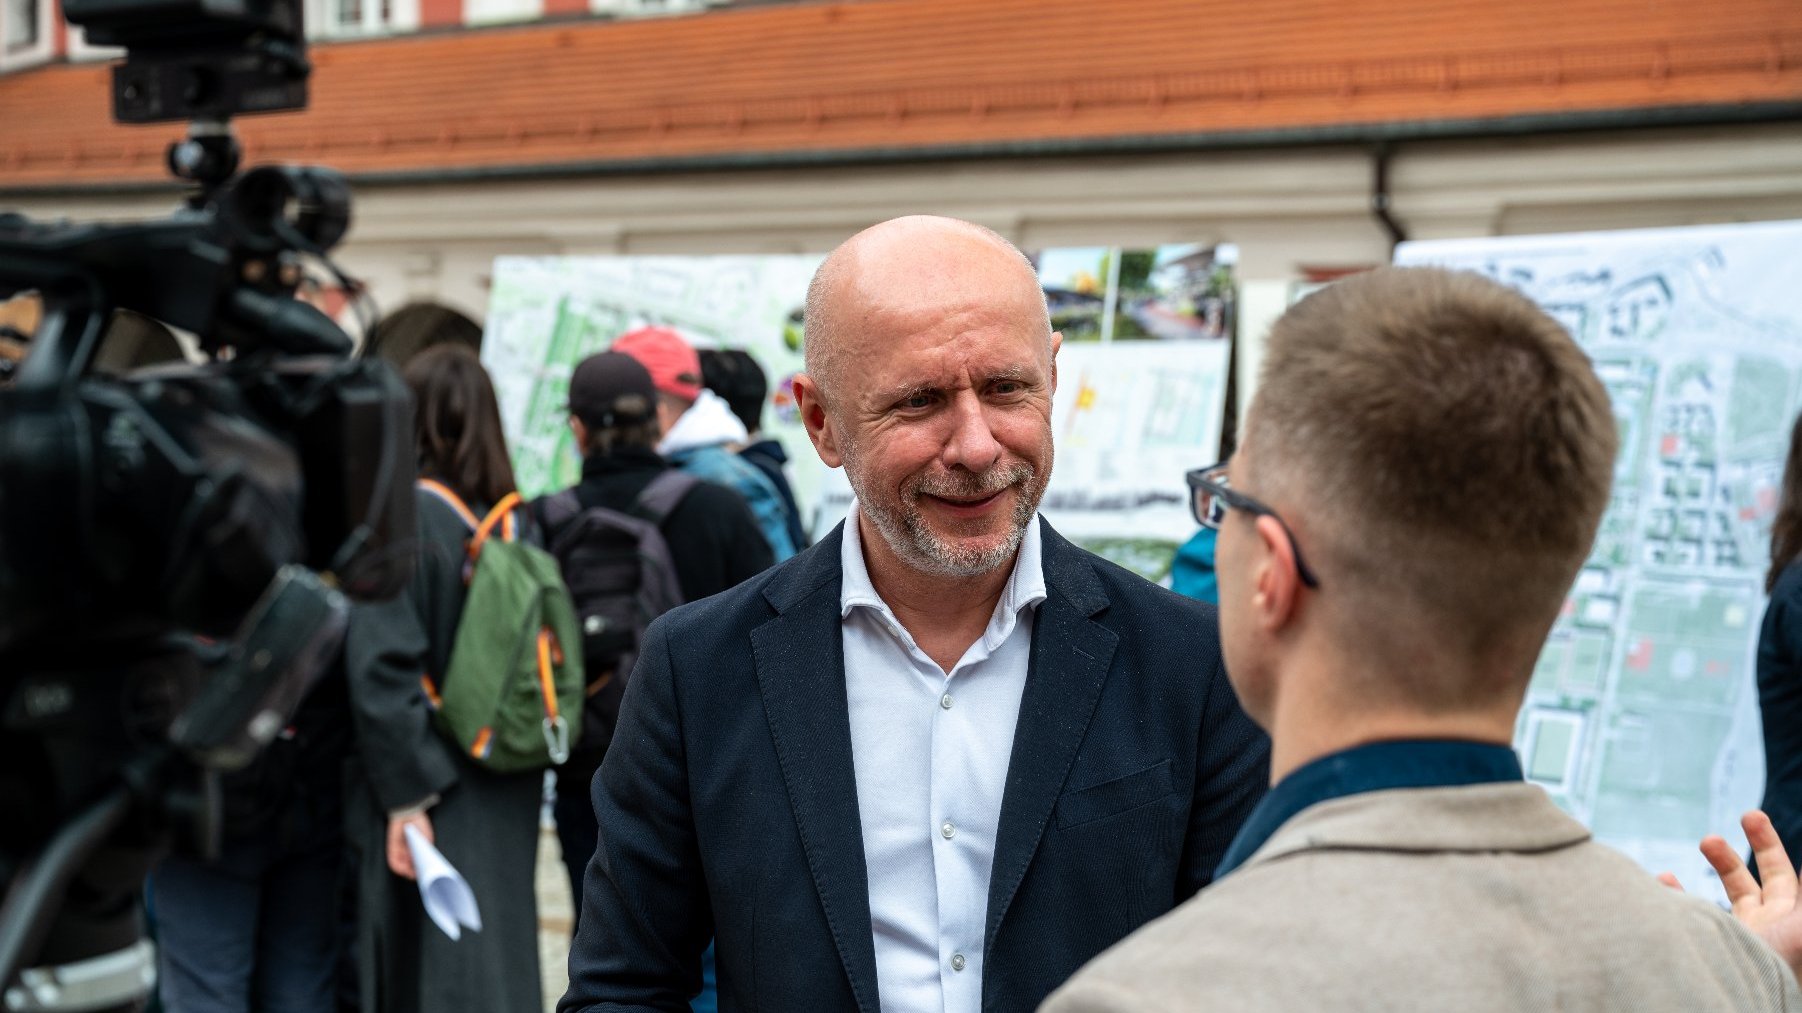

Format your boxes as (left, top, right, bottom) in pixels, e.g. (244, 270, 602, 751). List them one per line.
(1184, 461, 1322, 589)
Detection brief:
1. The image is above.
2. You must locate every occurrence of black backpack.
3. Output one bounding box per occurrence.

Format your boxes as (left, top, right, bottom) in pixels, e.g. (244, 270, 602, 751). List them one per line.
(534, 470, 696, 759)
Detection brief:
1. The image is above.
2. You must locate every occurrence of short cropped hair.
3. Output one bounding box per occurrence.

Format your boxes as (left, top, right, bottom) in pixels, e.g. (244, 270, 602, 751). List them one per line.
(1248, 267, 1617, 699)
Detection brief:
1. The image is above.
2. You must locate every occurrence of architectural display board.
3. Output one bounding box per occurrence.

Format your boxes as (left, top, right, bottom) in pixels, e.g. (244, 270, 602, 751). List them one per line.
(1397, 220, 1802, 901)
(483, 254, 819, 505)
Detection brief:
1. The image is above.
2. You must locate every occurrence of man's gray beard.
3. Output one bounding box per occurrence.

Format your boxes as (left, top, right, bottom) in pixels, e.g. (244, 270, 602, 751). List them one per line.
(844, 443, 1047, 578)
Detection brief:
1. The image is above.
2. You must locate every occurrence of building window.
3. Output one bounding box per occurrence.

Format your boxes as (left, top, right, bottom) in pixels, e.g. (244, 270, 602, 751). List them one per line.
(591, 0, 731, 17)
(3, 0, 39, 53)
(463, 0, 540, 26)
(308, 0, 417, 38)
(1, 0, 52, 71)
(66, 24, 126, 62)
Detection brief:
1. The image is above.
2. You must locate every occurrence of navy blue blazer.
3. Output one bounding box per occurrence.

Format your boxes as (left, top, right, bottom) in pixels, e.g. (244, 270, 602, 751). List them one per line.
(560, 519, 1269, 1013)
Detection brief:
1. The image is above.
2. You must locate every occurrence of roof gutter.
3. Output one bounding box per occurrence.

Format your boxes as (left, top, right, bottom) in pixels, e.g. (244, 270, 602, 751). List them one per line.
(1371, 141, 1407, 252)
(4, 100, 1799, 198)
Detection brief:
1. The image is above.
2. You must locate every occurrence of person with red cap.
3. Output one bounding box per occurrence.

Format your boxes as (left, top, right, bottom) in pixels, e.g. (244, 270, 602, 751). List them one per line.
(612, 326, 799, 562)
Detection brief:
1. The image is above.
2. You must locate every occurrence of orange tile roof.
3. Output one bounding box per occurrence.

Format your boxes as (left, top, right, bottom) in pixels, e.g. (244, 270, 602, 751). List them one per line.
(2, 0, 1799, 188)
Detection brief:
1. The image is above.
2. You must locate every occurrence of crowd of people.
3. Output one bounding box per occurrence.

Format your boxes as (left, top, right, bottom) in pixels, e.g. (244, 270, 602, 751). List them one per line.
(140, 214, 1802, 1013)
(145, 316, 805, 1012)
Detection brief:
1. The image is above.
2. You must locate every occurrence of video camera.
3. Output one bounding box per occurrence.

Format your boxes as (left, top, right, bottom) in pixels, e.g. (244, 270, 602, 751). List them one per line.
(0, 3, 417, 1009)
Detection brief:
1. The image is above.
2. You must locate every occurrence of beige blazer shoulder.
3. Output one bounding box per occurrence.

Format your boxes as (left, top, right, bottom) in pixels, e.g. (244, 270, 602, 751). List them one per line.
(1043, 782, 1801, 1013)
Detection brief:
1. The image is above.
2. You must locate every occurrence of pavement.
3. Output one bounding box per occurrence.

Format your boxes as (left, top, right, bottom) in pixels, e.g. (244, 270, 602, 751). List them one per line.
(536, 824, 574, 1013)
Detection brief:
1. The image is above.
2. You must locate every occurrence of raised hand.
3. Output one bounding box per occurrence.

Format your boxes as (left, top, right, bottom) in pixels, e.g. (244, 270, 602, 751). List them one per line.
(1694, 811, 1802, 980)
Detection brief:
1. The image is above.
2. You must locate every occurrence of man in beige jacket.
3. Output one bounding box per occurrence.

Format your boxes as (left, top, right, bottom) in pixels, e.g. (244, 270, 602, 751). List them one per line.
(1042, 266, 1802, 1012)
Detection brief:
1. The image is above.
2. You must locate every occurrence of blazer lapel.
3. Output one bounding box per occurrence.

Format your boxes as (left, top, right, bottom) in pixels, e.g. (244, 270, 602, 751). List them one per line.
(749, 525, 881, 1013)
(984, 519, 1119, 952)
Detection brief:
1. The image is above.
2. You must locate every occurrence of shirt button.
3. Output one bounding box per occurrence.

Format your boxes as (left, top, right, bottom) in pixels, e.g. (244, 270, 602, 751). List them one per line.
(940, 693, 954, 710)
(951, 953, 967, 972)
(940, 821, 955, 840)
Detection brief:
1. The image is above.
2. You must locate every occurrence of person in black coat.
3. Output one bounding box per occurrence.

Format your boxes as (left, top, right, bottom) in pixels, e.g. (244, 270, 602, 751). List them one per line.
(344, 345, 541, 1013)
(563, 351, 774, 607)
(541, 349, 773, 902)
(1760, 412, 1802, 859)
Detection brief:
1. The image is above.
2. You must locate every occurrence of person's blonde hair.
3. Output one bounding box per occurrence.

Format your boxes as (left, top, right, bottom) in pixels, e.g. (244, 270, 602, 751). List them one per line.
(1247, 266, 1617, 703)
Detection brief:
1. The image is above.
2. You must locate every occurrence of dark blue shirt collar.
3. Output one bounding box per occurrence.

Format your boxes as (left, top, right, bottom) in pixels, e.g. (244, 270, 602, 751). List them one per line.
(1214, 738, 1524, 879)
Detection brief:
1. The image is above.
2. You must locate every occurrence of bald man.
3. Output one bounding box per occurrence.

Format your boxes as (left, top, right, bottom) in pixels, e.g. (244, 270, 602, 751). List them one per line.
(559, 217, 1268, 1013)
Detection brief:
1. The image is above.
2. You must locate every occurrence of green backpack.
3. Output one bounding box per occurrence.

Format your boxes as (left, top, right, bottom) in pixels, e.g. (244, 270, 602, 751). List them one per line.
(419, 480, 585, 772)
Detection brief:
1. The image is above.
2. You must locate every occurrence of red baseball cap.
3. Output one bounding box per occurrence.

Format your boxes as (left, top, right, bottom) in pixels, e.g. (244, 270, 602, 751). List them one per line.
(612, 325, 702, 402)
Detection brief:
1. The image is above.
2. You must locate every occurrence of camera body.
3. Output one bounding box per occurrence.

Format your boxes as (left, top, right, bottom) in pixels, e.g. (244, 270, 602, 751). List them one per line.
(0, 162, 410, 656)
(65, 0, 308, 124)
(0, 0, 420, 1007)
(0, 350, 415, 655)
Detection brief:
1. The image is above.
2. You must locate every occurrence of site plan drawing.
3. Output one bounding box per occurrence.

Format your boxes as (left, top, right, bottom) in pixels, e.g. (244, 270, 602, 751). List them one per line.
(1040, 341, 1229, 579)
(1397, 220, 1802, 902)
(483, 255, 819, 503)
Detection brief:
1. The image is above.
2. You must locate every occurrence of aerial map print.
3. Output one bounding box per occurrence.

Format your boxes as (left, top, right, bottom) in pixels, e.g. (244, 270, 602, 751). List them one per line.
(481, 255, 819, 502)
(1397, 220, 1802, 902)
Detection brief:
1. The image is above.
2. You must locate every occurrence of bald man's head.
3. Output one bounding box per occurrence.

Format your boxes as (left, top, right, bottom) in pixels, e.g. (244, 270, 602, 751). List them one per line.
(791, 215, 1061, 579)
(803, 216, 1051, 402)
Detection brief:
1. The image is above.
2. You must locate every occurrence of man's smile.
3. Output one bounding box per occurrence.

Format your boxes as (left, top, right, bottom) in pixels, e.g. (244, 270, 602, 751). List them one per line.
(922, 487, 1008, 518)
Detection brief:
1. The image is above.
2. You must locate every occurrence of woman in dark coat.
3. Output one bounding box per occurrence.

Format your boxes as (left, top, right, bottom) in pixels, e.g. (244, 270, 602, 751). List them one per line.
(345, 345, 542, 1013)
(1760, 412, 1802, 860)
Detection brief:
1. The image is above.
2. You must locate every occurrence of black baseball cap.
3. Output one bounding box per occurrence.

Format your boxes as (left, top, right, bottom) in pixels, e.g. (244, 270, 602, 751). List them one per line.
(567, 351, 657, 427)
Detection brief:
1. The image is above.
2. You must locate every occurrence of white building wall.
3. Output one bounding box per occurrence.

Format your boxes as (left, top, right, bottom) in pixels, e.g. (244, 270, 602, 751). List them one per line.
(8, 121, 1800, 425)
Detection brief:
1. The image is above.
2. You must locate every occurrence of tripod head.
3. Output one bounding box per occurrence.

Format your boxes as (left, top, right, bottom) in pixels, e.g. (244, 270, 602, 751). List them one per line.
(169, 119, 242, 197)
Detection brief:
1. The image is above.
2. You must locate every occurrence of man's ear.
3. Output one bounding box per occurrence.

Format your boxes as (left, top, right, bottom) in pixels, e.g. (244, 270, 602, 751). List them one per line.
(568, 415, 590, 454)
(1250, 514, 1304, 634)
(791, 372, 843, 468)
(1049, 331, 1063, 395)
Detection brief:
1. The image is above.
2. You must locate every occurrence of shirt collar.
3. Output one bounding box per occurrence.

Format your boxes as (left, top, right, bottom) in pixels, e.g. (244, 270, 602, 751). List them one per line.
(1214, 738, 1524, 879)
(839, 500, 1048, 644)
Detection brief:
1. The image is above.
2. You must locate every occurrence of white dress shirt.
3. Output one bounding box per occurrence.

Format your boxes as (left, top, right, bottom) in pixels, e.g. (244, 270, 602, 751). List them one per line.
(840, 502, 1047, 1013)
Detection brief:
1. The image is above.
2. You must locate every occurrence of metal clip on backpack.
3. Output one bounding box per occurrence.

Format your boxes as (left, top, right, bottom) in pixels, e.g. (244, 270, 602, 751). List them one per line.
(418, 480, 585, 772)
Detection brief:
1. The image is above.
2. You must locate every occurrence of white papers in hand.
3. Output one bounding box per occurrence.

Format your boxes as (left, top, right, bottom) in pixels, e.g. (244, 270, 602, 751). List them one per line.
(403, 823, 483, 941)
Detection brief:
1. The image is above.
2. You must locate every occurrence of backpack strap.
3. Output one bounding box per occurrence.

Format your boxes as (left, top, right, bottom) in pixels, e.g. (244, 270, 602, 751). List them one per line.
(468, 492, 522, 560)
(535, 489, 585, 542)
(633, 470, 700, 526)
(418, 479, 479, 531)
(420, 479, 519, 561)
